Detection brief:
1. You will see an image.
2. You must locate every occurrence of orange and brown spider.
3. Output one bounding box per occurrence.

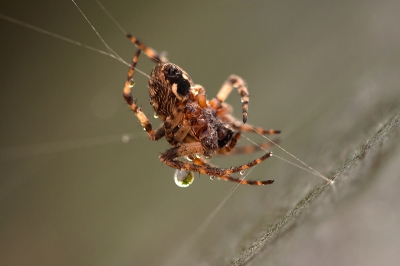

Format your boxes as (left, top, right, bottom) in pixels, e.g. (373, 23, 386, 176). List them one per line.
(123, 34, 280, 186)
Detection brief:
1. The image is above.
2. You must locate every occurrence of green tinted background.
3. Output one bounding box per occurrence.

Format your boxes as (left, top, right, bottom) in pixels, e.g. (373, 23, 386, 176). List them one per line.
(1, 0, 399, 265)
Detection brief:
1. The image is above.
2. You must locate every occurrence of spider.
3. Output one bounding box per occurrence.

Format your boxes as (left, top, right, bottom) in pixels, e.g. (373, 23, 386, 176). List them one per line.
(123, 34, 280, 185)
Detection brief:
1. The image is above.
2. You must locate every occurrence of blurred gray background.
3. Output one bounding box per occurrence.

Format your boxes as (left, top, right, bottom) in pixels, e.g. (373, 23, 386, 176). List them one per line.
(0, 0, 399, 265)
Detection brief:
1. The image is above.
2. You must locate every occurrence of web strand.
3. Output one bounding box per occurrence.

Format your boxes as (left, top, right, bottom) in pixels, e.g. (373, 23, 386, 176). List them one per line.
(243, 125, 332, 183)
(94, 0, 127, 36)
(71, 0, 123, 62)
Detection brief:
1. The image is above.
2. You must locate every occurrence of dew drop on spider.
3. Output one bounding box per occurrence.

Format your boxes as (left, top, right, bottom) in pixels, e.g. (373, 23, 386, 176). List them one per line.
(174, 169, 194, 188)
(129, 78, 135, 88)
(240, 170, 245, 175)
(184, 156, 193, 162)
(209, 175, 215, 180)
(153, 113, 159, 118)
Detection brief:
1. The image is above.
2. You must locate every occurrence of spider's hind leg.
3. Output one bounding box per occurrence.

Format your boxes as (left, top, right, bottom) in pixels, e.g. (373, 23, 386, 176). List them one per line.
(222, 113, 281, 135)
(217, 140, 278, 156)
(159, 142, 274, 185)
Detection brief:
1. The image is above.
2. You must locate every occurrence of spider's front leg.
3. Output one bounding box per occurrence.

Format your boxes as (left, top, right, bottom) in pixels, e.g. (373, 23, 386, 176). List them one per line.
(159, 142, 274, 185)
(123, 49, 163, 140)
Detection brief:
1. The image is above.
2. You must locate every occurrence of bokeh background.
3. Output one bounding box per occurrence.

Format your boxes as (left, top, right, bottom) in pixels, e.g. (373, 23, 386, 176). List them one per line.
(0, 0, 399, 265)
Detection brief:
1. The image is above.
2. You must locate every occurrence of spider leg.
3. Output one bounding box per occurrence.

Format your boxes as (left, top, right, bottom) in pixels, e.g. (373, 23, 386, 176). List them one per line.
(217, 175, 274, 186)
(181, 153, 272, 185)
(126, 34, 168, 63)
(210, 75, 250, 123)
(163, 106, 194, 145)
(189, 85, 207, 108)
(223, 114, 281, 135)
(159, 142, 274, 185)
(123, 49, 160, 140)
(166, 121, 192, 145)
(233, 122, 281, 135)
(185, 154, 217, 168)
(217, 141, 277, 156)
(153, 125, 166, 140)
(165, 92, 212, 145)
(164, 115, 181, 143)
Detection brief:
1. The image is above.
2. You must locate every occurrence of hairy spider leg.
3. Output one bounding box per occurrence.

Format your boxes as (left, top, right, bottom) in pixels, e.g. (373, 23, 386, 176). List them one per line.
(123, 49, 164, 140)
(221, 113, 281, 135)
(126, 34, 167, 63)
(219, 175, 274, 186)
(209, 75, 250, 123)
(216, 140, 277, 156)
(159, 142, 274, 185)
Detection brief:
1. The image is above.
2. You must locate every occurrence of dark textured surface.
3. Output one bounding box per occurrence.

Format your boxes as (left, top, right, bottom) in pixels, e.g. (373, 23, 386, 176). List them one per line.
(0, 1, 399, 265)
(233, 112, 400, 266)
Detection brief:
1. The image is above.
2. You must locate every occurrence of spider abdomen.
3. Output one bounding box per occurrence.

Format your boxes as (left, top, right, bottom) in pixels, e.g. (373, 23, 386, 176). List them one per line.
(148, 63, 194, 121)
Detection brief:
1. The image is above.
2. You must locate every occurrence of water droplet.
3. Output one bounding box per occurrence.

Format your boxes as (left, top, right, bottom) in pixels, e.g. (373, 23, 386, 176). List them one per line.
(241, 98, 244, 103)
(121, 134, 130, 143)
(153, 113, 159, 118)
(174, 170, 194, 188)
(184, 156, 193, 162)
(209, 175, 215, 180)
(195, 154, 201, 159)
(143, 127, 146, 131)
(204, 155, 211, 159)
(240, 170, 245, 175)
(129, 78, 135, 88)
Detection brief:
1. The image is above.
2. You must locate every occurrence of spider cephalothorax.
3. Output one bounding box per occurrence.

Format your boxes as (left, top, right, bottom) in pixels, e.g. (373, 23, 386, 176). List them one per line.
(123, 34, 280, 185)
